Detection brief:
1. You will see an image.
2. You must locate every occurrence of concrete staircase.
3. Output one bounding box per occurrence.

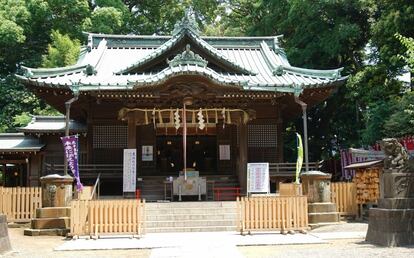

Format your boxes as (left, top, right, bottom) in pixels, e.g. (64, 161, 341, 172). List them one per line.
(145, 201, 238, 233)
(24, 207, 70, 236)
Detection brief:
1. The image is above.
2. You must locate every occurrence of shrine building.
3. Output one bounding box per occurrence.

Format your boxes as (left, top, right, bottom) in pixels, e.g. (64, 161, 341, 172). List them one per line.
(1, 11, 346, 198)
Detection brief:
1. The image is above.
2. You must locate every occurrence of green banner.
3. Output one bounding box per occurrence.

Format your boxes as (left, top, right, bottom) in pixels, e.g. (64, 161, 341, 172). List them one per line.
(295, 133, 303, 184)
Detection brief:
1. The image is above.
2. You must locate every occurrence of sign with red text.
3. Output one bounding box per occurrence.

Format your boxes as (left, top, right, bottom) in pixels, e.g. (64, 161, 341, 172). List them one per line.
(247, 163, 269, 194)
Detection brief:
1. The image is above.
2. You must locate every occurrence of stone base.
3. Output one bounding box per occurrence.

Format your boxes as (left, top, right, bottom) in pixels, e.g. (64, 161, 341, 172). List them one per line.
(366, 207, 414, 246)
(378, 198, 414, 209)
(26, 207, 71, 237)
(31, 217, 70, 229)
(24, 228, 69, 236)
(0, 215, 11, 254)
(308, 202, 340, 224)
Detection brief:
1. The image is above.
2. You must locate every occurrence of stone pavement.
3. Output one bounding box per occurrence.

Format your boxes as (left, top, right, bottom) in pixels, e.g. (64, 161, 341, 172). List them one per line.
(54, 230, 366, 257)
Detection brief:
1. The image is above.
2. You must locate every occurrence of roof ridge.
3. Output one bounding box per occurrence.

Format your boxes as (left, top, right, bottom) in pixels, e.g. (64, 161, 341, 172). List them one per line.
(284, 66, 344, 79)
(84, 32, 283, 41)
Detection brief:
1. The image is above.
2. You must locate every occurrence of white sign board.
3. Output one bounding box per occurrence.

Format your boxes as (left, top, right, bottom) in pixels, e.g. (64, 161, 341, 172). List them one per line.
(123, 149, 137, 193)
(247, 163, 270, 194)
(142, 145, 153, 161)
(219, 144, 230, 160)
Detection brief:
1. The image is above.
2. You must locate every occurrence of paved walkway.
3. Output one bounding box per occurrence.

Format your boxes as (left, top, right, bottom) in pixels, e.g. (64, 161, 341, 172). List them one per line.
(54, 230, 367, 257)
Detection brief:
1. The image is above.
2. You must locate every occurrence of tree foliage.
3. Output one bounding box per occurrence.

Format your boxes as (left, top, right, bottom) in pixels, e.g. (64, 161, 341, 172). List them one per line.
(42, 30, 81, 68)
(0, 0, 413, 161)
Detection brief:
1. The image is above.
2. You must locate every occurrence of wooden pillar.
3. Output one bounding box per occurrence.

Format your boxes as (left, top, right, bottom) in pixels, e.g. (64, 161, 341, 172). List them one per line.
(127, 112, 137, 149)
(2, 164, 5, 186)
(238, 123, 248, 194)
(276, 117, 284, 162)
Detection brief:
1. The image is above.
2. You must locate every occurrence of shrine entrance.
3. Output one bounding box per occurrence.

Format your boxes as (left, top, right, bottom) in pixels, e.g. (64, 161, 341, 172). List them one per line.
(156, 135, 217, 176)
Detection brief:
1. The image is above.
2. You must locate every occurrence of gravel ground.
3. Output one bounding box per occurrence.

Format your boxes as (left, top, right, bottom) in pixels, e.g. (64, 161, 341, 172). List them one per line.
(238, 239, 414, 258)
(3, 227, 150, 258)
(2, 223, 414, 258)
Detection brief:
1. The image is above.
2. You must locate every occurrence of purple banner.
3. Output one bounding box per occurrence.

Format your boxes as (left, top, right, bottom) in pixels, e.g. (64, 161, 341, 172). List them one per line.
(61, 135, 83, 191)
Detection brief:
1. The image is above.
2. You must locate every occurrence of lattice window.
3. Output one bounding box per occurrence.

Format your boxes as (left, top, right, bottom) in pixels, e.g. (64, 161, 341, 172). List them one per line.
(93, 125, 128, 149)
(248, 124, 277, 147)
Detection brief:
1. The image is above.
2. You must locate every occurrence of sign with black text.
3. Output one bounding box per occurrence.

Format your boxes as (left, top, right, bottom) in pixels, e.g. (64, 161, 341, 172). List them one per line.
(123, 149, 137, 193)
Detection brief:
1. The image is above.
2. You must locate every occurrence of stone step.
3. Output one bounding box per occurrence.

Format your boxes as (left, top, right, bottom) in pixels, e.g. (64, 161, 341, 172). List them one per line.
(145, 225, 237, 233)
(146, 219, 236, 228)
(308, 212, 340, 224)
(36, 207, 71, 218)
(145, 201, 237, 208)
(146, 207, 237, 215)
(308, 203, 337, 213)
(31, 217, 70, 230)
(146, 213, 237, 221)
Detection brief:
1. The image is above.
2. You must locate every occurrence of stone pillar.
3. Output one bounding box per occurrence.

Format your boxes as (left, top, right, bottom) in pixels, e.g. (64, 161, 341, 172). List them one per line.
(0, 215, 11, 254)
(40, 174, 74, 207)
(366, 138, 414, 246)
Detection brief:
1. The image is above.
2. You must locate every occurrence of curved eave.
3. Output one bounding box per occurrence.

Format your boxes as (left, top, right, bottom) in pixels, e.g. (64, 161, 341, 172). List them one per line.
(116, 29, 257, 76)
(130, 65, 248, 89)
(0, 147, 44, 153)
(20, 65, 87, 78)
(17, 129, 86, 134)
(15, 74, 72, 90)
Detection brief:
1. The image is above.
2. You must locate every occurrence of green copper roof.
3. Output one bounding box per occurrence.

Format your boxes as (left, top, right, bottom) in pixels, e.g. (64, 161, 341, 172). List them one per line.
(17, 116, 87, 134)
(16, 12, 346, 95)
(0, 133, 44, 153)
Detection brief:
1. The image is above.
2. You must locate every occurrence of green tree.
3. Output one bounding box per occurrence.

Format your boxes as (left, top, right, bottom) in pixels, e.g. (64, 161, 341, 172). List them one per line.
(42, 30, 81, 68)
(222, 0, 371, 159)
(383, 92, 414, 137)
(397, 34, 414, 71)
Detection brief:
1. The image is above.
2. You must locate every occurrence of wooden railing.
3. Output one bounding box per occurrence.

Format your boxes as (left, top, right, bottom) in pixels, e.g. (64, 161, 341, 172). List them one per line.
(0, 187, 42, 222)
(269, 162, 322, 177)
(331, 182, 357, 216)
(237, 196, 308, 234)
(70, 199, 146, 237)
(44, 163, 122, 179)
(213, 187, 241, 201)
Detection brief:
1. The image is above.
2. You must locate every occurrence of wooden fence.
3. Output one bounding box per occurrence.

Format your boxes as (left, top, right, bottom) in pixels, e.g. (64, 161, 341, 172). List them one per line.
(0, 187, 42, 222)
(331, 182, 357, 216)
(70, 199, 146, 237)
(237, 196, 308, 234)
(278, 183, 302, 196)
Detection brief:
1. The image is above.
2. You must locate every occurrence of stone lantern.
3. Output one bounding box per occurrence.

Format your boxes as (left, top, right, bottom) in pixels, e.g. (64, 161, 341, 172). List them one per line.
(301, 170, 332, 203)
(301, 170, 339, 225)
(40, 174, 74, 207)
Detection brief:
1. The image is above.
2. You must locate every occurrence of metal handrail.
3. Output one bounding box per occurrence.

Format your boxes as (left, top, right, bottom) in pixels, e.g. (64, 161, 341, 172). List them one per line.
(90, 173, 101, 200)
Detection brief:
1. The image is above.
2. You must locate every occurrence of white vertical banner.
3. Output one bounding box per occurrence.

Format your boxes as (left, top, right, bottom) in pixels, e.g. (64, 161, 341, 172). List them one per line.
(123, 149, 137, 193)
(247, 163, 270, 194)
